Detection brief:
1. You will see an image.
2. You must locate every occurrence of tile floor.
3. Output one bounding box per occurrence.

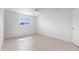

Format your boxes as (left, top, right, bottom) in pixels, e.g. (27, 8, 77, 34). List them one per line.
(1, 34, 79, 51)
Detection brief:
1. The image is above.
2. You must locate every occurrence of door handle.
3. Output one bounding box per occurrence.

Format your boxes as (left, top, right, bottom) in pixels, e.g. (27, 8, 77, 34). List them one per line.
(72, 27, 75, 30)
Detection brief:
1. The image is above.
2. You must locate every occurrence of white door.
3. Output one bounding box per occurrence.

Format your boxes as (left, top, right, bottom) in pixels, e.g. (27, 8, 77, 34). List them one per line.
(72, 9, 79, 46)
(0, 9, 4, 50)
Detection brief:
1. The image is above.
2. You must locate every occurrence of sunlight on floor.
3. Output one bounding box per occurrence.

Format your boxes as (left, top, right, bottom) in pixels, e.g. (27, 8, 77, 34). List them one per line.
(17, 37, 32, 41)
(16, 37, 33, 51)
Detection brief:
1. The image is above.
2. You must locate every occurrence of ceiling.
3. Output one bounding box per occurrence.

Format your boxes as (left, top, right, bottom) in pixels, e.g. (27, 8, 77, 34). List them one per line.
(5, 8, 41, 16)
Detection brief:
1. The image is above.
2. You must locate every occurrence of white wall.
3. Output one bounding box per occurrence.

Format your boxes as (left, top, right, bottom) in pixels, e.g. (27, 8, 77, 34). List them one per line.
(4, 10, 37, 38)
(4, 8, 72, 43)
(38, 8, 72, 42)
(0, 9, 4, 50)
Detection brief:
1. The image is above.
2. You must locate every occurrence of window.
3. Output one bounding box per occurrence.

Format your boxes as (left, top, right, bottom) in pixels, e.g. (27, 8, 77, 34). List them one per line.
(19, 16, 30, 25)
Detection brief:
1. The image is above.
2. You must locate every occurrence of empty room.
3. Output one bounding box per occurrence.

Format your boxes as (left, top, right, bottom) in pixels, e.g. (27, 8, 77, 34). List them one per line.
(0, 8, 79, 51)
